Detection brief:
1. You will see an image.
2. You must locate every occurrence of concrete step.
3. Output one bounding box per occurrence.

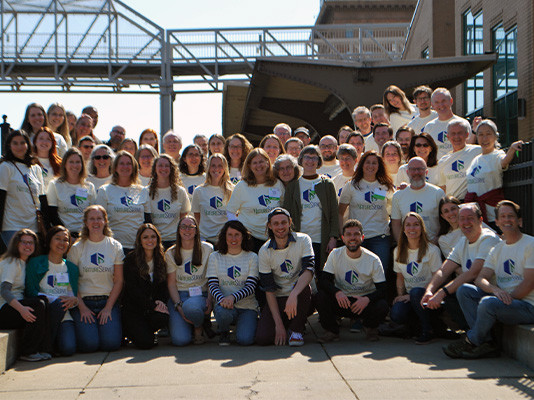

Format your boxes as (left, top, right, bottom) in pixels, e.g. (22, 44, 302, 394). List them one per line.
(0, 329, 20, 373)
(502, 324, 534, 370)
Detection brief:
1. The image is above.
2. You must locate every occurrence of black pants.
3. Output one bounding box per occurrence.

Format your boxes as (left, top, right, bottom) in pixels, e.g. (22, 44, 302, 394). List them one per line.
(122, 308, 169, 349)
(316, 289, 389, 334)
(0, 297, 48, 356)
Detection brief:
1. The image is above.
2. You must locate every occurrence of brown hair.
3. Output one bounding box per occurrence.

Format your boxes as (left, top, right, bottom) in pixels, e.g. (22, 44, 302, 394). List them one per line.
(111, 150, 140, 185)
(383, 85, 412, 115)
(241, 148, 277, 186)
(58, 147, 87, 185)
(172, 216, 203, 267)
(149, 154, 182, 201)
(396, 212, 430, 264)
(202, 153, 234, 201)
(223, 133, 253, 170)
(79, 205, 113, 241)
(352, 151, 394, 191)
(33, 127, 62, 176)
(133, 223, 166, 283)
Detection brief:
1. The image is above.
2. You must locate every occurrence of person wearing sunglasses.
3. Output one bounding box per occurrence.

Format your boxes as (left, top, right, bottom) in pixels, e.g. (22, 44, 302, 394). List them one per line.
(395, 133, 439, 188)
(87, 145, 115, 192)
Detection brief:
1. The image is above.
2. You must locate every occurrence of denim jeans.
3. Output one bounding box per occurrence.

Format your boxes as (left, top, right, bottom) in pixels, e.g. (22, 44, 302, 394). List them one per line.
(362, 235, 391, 271)
(1, 230, 18, 248)
(168, 291, 207, 346)
(70, 298, 122, 352)
(49, 299, 77, 356)
(390, 287, 434, 333)
(458, 283, 534, 346)
(214, 304, 258, 345)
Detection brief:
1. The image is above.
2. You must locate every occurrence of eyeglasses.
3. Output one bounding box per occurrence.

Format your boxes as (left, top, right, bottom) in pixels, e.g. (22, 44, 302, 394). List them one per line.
(112, 130, 125, 135)
(303, 155, 319, 161)
(20, 240, 35, 246)
(319, 144, 336, 150)
(414, 143, 430, 148)
(81, 145, 94, 150)
(228, 145, 242, 150)
(179, 225, 197, 231)
(93, 155, 111, 160)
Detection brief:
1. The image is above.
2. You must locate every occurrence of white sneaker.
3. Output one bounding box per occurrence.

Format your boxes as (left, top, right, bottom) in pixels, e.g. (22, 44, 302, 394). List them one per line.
(19, 353, 44, 362)
(39, 352, 52, 360)
(288, 331, 304, 347)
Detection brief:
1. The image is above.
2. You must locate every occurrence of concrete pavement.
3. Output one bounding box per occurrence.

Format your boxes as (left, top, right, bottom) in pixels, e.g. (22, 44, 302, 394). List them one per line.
(1, 315, 533, 399)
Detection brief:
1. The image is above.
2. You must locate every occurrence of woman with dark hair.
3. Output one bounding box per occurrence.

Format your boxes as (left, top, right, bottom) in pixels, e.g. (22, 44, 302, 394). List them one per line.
(383, 85, 417, 133)
(32, 127, 62, 191)
(381, 141, 403, 185)
(223, 133, 253, 185)
(139, 129, 159, 153)
(0, 229, 49, 361)
(259, 134, 285, 164)
(122, 223, 169, 349)
(437, 196, 461, 259)
(396, 133, 439, 187)
(136, 144, 158, 186)
(339, 151, 394, 270)
(26, 226, 79, 356)
(47, 103, 72, 147)
(208, 134, 226, 156)
(0, 130, 46, 248)
(148, 154, 190, 249)
(207, 220, 259, 346)
(179, 144, 206, 200)
(47, 148, 97, 238)
(273, 154, 300, 187)
(67, 205, 124, 352)
(227, 148, 285, 252)
(87, 144, 115, 192)
(166, 216, 213, 346)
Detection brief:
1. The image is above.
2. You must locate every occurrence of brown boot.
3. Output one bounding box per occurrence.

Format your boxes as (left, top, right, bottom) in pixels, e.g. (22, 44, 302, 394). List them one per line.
(364, 327, 379, 342)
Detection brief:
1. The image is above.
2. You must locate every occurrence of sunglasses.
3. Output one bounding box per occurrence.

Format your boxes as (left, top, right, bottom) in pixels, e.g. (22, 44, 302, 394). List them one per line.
(93, 155, 111, 160)
(414, 143, 430, 148)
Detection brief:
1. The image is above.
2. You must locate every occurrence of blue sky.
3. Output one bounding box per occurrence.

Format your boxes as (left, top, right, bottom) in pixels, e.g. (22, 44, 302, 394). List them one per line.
(0, 0, 319, 145)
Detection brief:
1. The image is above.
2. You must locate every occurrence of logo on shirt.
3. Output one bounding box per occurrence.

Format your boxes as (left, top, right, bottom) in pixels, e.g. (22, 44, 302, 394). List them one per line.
(187, 185, 197, 195)
(503, 259, 516, 275)
(465, 259, 472, 270)
(227, 265, 241, 280)
(437, 131, 447, 143)
(47, 275, 56, 287)
(157, 199, 171, 212)
(184, 261, 198, 275)
(120, 195, 133, 207)
(90, 252, 105, 266)
(42, 167, 48, 178)
(338, 188, 343, 197)
(209, 196, 223, 209)
(410, 201, 423, 213)
(364, 190, 385, 204)
(258, 195, 275, 207)
(70, 194, 86, 207)
(406, 261, 419, 276)
(280, 259, 294, 273)
(470, 166, 482, 177)
(302, 189, 316, 203)
(345, 270, 359, 285)
(230, 177, 240, 185)
(452, 160, 465, 172)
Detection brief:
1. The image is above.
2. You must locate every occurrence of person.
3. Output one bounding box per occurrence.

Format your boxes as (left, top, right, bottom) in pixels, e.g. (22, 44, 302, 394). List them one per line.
(20, 103, 68, 157)
(193, 134, 209, 157)
(370, 104, 390, 126)
(223, 133, 252, 185)
(206, 220, 259, 346)
(332, 144, 357, 198)
(391, 157, 445, 243)
(351, 106, 372, 138)
(68, 205, 124, 352)
(395, 125, 415, 162)
(316, 219, 389, 342)
(339, 151, 394, 271)
(395, 133, 439, 187)
(273, 154, 300, 187)
(122, 224, 169, 349)
(383, 85, 417, 133)
(255, 208, 314, 346)
(106, 126, 126, 152)
(259, 134, 285, 164)
(166, 216, 213, 346)
(0, 130, 46, 248)
(208, 134, 226, 155)
(367, 123, 393, 153)
(192, 154, 234, 245)
(26, 226, 78, 356)
(66, 111, 77, 135)
(77, 136, 95, 164)
(407, 86, 437, 134)
(86, 144, 115, 192)
(346, 131, 365, 163)
(317, 135, 341, 178)
(139, 128, 160, 153)
(47, 148, 97, 238)
(421, 203, 500, 331)
(437, 196, 462, 258)
(284, 137, 304, 159)
(32, 127, 62, 191)
(444, 200, 534, 359)
(72, 114, 97, 146)
(438, 119, 482, 201)
(465, 119, 523, 227)
(273, 123, 292, 144)
(283, 145, 339, 270)
(294, 127, 311, 146)
(161, 131, 182, 162)
(96, 151, 149, 253)
(337, 126, 354, 145)
(81, 106, 98, 128)
(179, 144, 206, 200)
(381, 141, 402, 184)
(47, 103, 72, 147)
(226, 148, 285, 252)
(391, 212, 442, 344)
(118, 138, 138, 156)
(147, 154, 190, 249)
(136, 144, 158, 186)
(0, 229, 49, 361)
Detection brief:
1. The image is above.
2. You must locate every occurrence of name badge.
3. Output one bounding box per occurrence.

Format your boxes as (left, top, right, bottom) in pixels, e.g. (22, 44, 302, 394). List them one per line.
(189, 286, 202, 297)
(75, 187, 88, 200)
(56, 272, 70, 284)
(269, 188, 281, 198)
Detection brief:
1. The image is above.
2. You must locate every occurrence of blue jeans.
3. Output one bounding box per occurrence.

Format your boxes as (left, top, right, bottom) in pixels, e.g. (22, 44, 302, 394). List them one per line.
(390, 287, 433, 333)
(214, 305, 257, 345)
(362, 235, 391, 271)
(168, 291, 207, 346)
(49, 299, 77, 356)
(457, 283, 534, 346)
(70, 298, 122, 352)
(1, 230, 18, 248)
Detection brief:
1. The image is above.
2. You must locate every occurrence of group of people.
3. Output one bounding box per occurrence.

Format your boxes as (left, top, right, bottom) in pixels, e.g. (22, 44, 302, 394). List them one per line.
(0, 84, 531, 363)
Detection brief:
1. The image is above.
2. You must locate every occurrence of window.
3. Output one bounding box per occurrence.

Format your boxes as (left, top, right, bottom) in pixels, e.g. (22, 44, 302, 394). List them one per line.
(421, 47, 429, 59)
(463, 10, 484, 115)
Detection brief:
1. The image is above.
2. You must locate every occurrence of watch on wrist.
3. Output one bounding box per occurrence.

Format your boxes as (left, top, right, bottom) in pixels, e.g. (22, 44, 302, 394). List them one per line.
(174, 301, 183, 310)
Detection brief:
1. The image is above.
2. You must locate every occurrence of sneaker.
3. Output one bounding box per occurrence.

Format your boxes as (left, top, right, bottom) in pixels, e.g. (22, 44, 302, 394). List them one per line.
(219, 332, 231, 346)
(350, 320, 363, 333)
(415, 332, 435, 345)
(288, 331, 304, 347)
(461, 342, 500, 359)
(39, 352, 52, 360)
(19, 353, 44, 362)
(194, 334, 206, 345)
(157, 328, 169, 338)
(443, 337, 474, 359)
(364, 327, 379, 342)
(317, 331, 340, 344)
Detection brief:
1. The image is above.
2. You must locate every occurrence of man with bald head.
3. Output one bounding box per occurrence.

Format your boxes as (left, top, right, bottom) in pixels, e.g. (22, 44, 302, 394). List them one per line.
(317, 135, 342, 178)
(391, 157, 445, 243)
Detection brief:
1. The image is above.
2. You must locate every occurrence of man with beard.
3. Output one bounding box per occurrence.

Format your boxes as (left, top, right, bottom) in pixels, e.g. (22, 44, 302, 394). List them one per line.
(408, 85, 438, 134)
(106, 125, 126, 152)
(316, 219, 389, 342)
(391, 157, 444, 243)
(317, 135, 342, 178)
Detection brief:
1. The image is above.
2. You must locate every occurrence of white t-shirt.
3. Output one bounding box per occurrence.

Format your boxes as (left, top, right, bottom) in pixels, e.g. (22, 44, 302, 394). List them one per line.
(206, 250, 259, 310)
(0, 161, 45, 232)
(391, 183, 445, 242)
(438, 145, 482, 200)
(67, 236, 124, 297)
(393, 244, 442, 291)
(165, 242, 213, 291)
(139, 175, 151, 187)
(407, 111, 438, 134)
(466, 150, 506, 222)
(485, 234, 534, 305)
(226, 180, 285, 240)
(96, 184, 149, 249)
(389, 105, 417, 134)
(332, 173, 352, 198)
(423, 116, 468, 160)
(448, 228, 501, 273)
(192, 184, 233, 242)
(438, 228, 462, 259)
(340, 179, 393, 239)
(364, 135, 379, 153)
(317, 161, 341, 179)
(86, 175, 111, 192)
(47, 180, 97, 233)
(147, 186, 191, 242)
(0, 257, 25, 309)
(39, 260, 73, 300)
(258, 232, 314, 297)
(323, 246, 385, 297)
(54, 133, 68, 158)
(229, 167, 242, 185)
(299, 177, 322, 243)
(180, 173, 206, 200)
(395, 163, 439, 187)
(38, 157, 55, 191)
